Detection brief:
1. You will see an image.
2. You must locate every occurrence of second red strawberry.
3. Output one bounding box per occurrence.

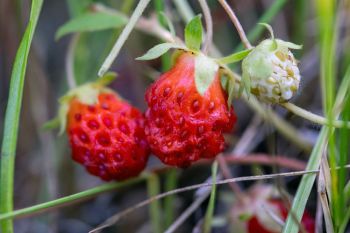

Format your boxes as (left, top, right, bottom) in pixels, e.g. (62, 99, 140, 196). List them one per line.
(144, 52, 236, 168)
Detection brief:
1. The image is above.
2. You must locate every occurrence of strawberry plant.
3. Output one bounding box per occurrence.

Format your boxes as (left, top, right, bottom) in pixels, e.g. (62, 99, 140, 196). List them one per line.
(0, 0, 349, 233)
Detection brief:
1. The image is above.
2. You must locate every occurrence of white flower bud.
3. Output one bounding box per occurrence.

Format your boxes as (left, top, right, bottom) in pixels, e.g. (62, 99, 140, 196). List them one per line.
(242, 39, 301, 103)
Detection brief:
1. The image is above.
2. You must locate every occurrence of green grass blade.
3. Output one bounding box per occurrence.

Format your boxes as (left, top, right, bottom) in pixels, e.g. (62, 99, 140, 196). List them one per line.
(203, 161, 218, 233)
(0, 0, 43, 232)
(164, 169, 177, 227)
(147, 173, 163, 233)
(282, 63, 350, 233)
(0, 176, 145, 221)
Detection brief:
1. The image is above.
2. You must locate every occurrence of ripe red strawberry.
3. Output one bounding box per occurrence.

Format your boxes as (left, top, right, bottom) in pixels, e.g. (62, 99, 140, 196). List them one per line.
(144, 52, 236, 167)
(247, 199, 315, 233)
(51, 76, 150, 181)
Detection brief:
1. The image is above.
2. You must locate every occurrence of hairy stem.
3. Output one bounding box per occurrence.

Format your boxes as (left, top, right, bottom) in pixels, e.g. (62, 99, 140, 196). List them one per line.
(198, 0, 213, 54)
(217, 0, 252, 49)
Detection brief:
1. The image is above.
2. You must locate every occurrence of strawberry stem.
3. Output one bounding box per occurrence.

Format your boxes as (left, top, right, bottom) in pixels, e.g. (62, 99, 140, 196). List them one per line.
(198, 0, 213, 54)
(98, 0, 151, 77)
(218, 0, 253, 49)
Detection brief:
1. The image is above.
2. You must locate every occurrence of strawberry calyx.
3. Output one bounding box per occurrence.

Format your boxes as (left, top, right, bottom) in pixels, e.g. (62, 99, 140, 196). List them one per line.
(136, 15, 252, 107)
(44, 72, 117, 134)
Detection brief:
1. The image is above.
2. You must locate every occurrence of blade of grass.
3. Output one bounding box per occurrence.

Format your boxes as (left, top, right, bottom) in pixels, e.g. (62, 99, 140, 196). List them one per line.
(338, 88, 350, 233)
(0, 0, 43, 232)
(0, 175, 146, 221)
(98, 0, 151, 77)
(147, 173, 163, 233)
(203, 161, 218, 233)
(282, 62, 350, 233)
(316, 0, 339, 229)
(164, 169, 177, 228)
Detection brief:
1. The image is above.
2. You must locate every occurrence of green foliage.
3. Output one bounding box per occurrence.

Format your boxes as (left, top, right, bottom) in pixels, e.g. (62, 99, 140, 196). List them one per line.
(0, 0, 43, 232)
(136, 43, 184, 60)
(66, 0, 92, 17)
(184, 15, 203, 51)
(56, 12, 128, 40)
(147, 173, 163, 233)
(203, 161, 218, 233)
(194, 54, 219, 96)
(217, 49, 252, 65)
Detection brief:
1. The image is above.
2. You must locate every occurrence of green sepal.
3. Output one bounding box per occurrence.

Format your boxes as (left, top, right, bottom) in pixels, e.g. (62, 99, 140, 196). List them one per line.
(136, 43, 185, 61)
(184, 15, 203, 51)
(42, 117, 60, 130)
(220, 71, 235, 108)
(240, 71, 251, 98)
(276, 39, 302, 50)
(227, 78, 235, 108)
(217, 49, 252, 64)
(238, 213, 253, 221)
(194, 54, 219, 95)
(45, 72, 117, 135)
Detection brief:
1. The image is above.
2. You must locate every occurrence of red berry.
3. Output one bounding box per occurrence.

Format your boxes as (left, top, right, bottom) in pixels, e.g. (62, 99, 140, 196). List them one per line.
(247, 199, 315, 233)
(145, 52, 236, 167)
(67, 92, 149, 181)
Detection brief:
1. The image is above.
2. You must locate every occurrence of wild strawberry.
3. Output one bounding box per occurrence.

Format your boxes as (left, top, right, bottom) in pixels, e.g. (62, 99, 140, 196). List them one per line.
(241, 28, 302, 103)
(230, 184, 315, 233)
(144, 52, 236, 168)
(52, 76, 149, 181)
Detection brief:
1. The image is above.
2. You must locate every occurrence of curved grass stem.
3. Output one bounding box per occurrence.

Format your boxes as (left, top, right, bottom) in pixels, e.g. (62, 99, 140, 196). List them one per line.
(98, 0, 151, 77)
(0, 0, 43, 232)
(198, 0, 213, 54)
(217, 0, 252, 49)
(282, 102, 350, 129)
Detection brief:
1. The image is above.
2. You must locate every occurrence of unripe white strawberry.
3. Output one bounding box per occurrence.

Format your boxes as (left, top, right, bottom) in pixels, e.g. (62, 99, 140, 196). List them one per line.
(241, 36, 301, 103)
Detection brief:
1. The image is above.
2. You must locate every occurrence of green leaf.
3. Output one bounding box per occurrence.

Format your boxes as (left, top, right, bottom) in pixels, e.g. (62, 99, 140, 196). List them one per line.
(0, 0, 43, 232)
(42, 118, 60, 130)
(56, 12, 128, 40)
(66, 0, 93, 17)
(203, 161, 218, 233)
(194, 54, 219, 95)
(184, 15, 203, 51)
(97, 72, 117, 86)
(276, 39, 303, 50)
(136, 43, 184, 60)
(217, 49, 252, 64)
(227, 78, 235, 108)
(240, 71, 251, 98)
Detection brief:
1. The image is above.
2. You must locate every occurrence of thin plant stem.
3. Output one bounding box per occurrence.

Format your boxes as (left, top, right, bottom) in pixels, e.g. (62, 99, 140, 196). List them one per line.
(147, 173, 163, 233)
(217, 155, 244, 200)
(172, 0, 193, 23)
(3, 165, 350, 226)
(89, 166, 350, 233)
(198, 0, 213, 54)
(164, 191, 209, 233)
(217, 0, 252, 49)
(0, 175, 146, 221)
(164, 169, 177, 228)
(203, 161, 218, 233)
(65, 33, 79, 88)
(222, 154, 306, 171)
(282, 102, 350, 129)
(98, 0, 151, 77)
(234, 0, 287, 52)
